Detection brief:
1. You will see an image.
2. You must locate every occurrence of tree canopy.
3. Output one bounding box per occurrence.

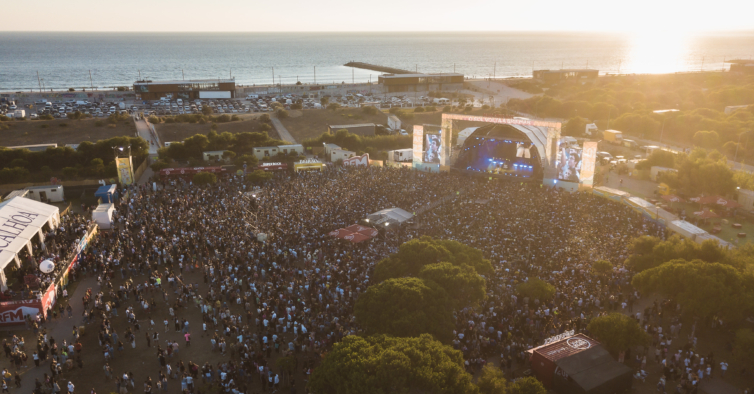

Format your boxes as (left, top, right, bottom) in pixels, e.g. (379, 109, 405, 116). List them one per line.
(658, 148, 736, 196)
(354, 277, 454, 342)
(193, 171, 217, 186)
(734, 328, 754, 371)
(592, 260, 613, 276)
(477, 365, 509, 394)
(308, 334, 477, 394)
(373, 236, 492, 283)
(587, 313, 650, 354)
(624, 235, 746, 272)
(419, 262, 486, 308)
(516, 278, 555, 302)
(632, 259, 754, 322)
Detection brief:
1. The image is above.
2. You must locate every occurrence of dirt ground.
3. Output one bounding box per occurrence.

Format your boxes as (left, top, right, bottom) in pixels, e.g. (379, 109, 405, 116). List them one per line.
(0, 118, 137, 147)
(155, 114, 274, 143)
(5, 265, 313, 394)
(279, 108, 389, 141)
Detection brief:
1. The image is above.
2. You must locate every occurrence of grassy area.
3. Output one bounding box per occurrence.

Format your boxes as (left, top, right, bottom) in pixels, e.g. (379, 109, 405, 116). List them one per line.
(0, 117, 136, 147)
(155, 114, 268, 143)
(279, 108, 389, 141)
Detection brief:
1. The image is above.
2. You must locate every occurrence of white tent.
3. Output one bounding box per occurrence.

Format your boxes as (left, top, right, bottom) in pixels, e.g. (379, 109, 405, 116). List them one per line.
(367, 207, 414, 226)
(0, 197, 60, 289)
(92, 203, 115, 230)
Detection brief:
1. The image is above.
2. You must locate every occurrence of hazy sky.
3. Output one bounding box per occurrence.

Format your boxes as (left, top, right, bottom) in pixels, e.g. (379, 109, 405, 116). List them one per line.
(3, 0, 751, 32)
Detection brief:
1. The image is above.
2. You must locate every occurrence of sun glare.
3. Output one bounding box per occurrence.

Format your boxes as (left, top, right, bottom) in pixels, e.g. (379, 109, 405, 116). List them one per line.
(623, 30, 691, 74)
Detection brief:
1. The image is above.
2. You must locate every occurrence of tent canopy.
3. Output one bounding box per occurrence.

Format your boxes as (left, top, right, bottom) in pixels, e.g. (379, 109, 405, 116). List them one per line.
(329, 224, 378, 243)
(0, 197, 60, 270)
(367, 207, 414, 225)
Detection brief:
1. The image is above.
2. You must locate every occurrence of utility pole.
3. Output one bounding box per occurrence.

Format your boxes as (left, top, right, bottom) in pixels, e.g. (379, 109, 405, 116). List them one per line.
(89, 70, 93, 89)
(138, 70, 141, 80)
(314, 66, 316, 85)
(37, 71, 42, 93)
(182, 69, 185, 80)
(272, 67, 274, 85)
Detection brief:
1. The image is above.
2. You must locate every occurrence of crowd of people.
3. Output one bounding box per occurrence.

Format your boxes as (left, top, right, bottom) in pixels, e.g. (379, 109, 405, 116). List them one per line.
(13, 165, 734, 394)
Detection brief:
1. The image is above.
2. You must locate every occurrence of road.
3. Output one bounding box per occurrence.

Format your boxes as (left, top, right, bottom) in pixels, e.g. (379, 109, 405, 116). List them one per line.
(134, 117, 160, 157)
(271, 116, 296, 143)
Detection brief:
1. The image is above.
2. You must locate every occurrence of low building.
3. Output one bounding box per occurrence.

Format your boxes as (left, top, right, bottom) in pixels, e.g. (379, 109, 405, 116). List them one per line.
(533, 69, 599, 84)
(133, 78, 236, 101)
(388, 148, 413, 162)
(278, 144, 305, 156)
(203, 150, 230, 162)
(328, 123, 376, 136)
(378, 73, 464, 93)
(731, 62, 754, 74)
(253, 146, 280, 160)
(323, 143, 341, 156)
(737, 188, 754, 210)
(6, 144, 57, 152)
(528, 333, 632, 393)
(24, 185, 65, 203)
(330, 149, 356, 162)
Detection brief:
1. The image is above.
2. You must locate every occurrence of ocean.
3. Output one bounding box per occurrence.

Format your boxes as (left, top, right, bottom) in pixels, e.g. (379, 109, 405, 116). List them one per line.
(0, 31, 752, 91)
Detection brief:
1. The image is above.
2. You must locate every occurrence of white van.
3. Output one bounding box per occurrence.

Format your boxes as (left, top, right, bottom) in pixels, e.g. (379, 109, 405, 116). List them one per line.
(176, 99, 183, 106)
(76, 100, 89, 106)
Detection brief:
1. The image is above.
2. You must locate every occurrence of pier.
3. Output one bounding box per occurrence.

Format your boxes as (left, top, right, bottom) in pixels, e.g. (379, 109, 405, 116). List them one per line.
(344, 62, 413, 74)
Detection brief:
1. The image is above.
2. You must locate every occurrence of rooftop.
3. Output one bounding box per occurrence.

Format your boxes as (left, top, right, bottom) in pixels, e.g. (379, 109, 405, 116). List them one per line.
(134, 78, 235, 86)
(379, 73, 464, 79)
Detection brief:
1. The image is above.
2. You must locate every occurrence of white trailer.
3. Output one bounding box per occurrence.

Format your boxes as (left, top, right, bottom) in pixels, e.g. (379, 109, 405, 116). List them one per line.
(388, 115, 401, 131)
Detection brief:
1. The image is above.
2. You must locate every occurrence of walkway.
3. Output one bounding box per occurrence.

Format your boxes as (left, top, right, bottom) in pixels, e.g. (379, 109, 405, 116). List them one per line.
(271, 117, 296, 143)
(134, 118, 160, 157)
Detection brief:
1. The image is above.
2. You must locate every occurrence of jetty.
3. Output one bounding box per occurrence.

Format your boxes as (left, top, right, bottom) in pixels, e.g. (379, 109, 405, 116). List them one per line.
(344, 62, 412, 74)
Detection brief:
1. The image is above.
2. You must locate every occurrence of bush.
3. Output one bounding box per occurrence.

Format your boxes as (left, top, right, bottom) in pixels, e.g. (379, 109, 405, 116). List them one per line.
(193, 172, 217, 186)
(68, 88, 74, 92)
(150, 160, 170, 172)
(0, 167, 30, 184)
(426, 106, 437, 112)
(62, 167, 79, 179)
(291, 103, 303, 110)
(327, 103, 341, 111)
(414, 107, 425, 113)
(40, 115, 54, 120)
(259, 123, 272, 132)
(443, 106, 452, 112)
(259, 114, 271, 123)
(230, 115, 240, 121)
(516, 278, 555, 302)
(276, 109, 289, 119)
(116, 86, 127, 91)
(148, 116, 161, 124)
(362, 105, 379, 115)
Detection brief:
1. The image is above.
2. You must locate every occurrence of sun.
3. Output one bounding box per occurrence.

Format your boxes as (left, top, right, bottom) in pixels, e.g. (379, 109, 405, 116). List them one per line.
(622, 30, 692, 74)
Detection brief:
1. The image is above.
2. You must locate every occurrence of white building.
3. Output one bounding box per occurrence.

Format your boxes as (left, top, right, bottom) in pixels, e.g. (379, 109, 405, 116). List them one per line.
(24, 185, 65, 203)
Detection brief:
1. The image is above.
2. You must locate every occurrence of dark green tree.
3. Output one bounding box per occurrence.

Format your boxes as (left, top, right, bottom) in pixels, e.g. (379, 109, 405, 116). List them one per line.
(354, 277, 454, 342)
(587, 313, 650, 354)
(509, 377, 547, 394)
(308, 334, 477, 394)
(632, 259, 754, 322)
(477, 365, 509, 394)
(193, 171, 217, 186)
(516, 278, 555, 302)
(419, 262, 486, 308)
(246, 169, 273, 184)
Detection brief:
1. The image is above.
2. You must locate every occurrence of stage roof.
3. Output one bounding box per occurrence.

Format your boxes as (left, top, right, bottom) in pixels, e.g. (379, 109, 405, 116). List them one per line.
(0, 197, 60, 270)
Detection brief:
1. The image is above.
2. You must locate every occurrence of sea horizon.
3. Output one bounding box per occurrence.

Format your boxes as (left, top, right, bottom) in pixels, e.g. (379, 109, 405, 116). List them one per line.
(1, 31, 753, 91)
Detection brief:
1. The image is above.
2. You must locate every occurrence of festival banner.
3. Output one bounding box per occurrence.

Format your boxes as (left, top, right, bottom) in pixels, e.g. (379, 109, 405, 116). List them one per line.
(116, 157, 135, 185)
